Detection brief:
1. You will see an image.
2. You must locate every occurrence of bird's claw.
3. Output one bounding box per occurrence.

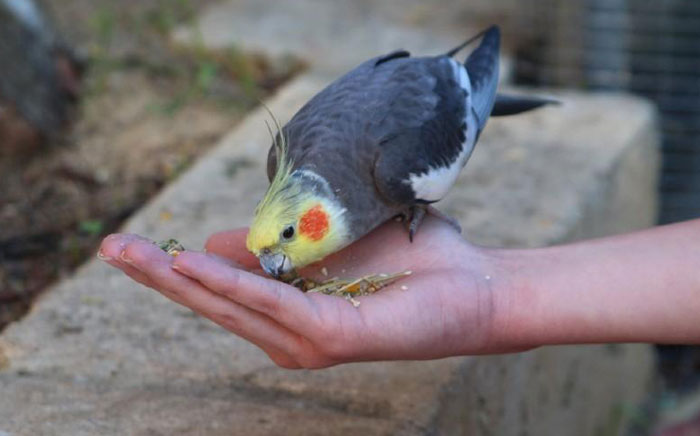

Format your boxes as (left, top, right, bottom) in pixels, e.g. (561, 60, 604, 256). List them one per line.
(405, 205, 462, 242)
(408, 206, 426, 242)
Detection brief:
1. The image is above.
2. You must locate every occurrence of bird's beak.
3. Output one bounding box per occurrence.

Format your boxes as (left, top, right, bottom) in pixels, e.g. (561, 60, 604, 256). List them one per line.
(259, 252, 294, 279)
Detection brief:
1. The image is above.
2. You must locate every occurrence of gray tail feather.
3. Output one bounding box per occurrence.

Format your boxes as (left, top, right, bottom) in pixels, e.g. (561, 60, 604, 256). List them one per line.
(464, 26, 500, 131)
(491, 94, 561, 116)
(444, 26, 493, 58)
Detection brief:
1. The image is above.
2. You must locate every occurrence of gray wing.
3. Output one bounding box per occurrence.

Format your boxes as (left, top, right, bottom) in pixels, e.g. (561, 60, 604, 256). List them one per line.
(371, 57, 471, 206)
(372, 28, 501, 206)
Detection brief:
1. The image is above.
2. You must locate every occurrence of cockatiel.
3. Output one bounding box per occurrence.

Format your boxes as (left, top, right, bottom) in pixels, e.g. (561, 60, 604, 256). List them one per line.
(247, 26, 555, 278)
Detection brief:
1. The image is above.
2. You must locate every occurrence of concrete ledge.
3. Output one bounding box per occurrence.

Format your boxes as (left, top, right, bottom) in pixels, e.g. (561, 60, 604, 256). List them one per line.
(173, 0, 516, 81)
(174, 0, 468, 74)
(0, 74, 658, 435)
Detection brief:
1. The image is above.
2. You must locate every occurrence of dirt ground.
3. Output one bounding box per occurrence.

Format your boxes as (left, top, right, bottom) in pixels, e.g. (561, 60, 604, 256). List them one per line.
(0, 0, 304, 330)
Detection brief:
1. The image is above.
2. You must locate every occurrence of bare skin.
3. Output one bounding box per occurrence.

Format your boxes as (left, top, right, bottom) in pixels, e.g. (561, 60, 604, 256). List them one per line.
(98, 217, 700, 369)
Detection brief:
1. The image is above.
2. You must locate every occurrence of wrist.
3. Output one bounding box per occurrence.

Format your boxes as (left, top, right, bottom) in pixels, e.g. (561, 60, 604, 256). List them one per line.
(479, 247, 547, 353)
(450, 240, 543, 354)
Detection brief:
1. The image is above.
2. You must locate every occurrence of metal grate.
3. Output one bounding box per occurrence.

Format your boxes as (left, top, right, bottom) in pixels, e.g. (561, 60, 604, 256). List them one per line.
(514, 0, 700, 224)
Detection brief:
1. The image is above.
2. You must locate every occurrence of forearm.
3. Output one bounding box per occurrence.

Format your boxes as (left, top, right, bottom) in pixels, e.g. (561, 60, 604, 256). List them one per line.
(493, 219, 700, 348)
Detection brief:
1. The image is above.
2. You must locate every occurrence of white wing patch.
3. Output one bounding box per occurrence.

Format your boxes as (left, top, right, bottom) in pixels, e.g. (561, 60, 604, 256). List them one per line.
(407, 59, 478, 202)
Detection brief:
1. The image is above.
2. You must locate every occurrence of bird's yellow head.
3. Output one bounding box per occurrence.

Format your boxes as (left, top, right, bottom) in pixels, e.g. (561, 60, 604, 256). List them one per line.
(247, 171, 349, 278)
(246, 124, 349, 277)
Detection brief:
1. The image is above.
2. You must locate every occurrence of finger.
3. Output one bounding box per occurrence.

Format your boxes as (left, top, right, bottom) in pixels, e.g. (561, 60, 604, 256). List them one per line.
(109, 249, 296, 364)
(122, 241, 309, 362)
(172, 251, 321, 336)
(99, 234, 158, 287)
(98, 233, 151, 260)
(103, 257, 157, 288)
(101, 237, 303, 367)
(204, 229, 259, 269)
(100, 232, 254, 281)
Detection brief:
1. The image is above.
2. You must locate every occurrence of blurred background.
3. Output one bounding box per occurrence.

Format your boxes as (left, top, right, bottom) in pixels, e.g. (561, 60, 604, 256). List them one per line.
(1, 0, 699, 434)
(0, 0, 304, 329)
(510, 0, 700, 412)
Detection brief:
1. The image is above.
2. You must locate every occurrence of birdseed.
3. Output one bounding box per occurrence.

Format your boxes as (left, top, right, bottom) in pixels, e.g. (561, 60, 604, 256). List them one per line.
(292, 271, 412, 306)
(157, 239, 185, 257)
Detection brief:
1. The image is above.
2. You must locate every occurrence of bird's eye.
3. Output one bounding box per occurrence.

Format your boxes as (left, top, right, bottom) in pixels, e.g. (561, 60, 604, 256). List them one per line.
(281, 225, 295, 240)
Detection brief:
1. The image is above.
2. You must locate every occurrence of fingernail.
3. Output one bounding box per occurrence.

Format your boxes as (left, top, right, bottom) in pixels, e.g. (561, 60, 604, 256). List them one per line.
(97, 250, 112, 261)
(171, 263, 181, 271)
(119, 251, 133, 264)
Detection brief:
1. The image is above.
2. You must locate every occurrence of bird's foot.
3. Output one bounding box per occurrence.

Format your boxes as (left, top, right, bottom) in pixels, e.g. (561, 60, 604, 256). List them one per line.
(405, 205, 462, 242)
(407, 206, 426, 242)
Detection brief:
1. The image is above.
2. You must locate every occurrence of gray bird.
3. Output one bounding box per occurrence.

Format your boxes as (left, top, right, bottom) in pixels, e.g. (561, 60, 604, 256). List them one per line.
(246, 26, 556, 278)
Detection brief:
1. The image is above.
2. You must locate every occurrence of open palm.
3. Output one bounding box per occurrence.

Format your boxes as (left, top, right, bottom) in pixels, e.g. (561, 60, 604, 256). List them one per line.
(99, 216, 511, 368)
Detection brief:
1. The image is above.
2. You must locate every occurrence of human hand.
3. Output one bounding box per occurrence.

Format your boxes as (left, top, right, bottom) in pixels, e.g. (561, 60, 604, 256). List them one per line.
(99, 217, 520, 369)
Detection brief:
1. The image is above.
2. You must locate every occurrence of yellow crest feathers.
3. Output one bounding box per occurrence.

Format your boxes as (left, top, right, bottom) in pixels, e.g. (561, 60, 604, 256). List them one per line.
(247, 107, 298, 253)
(256, 106, 293, 215)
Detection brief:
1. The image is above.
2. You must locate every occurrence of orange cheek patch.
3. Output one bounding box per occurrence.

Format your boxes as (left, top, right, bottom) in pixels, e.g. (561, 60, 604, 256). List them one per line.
(299, 205, 329, 241)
